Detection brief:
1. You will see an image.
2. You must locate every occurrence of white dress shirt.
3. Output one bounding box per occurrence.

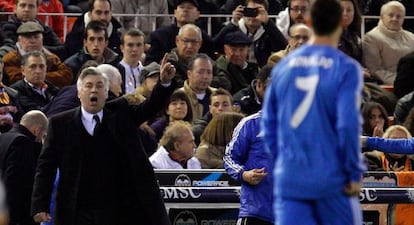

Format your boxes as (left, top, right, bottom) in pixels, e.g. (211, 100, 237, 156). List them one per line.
(149, 146, 201, 169)
(80, 107, 103, 135)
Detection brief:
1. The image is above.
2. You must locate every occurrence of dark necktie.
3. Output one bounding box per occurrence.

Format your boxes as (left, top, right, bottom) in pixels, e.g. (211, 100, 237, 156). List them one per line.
(93, 115, 100, 135)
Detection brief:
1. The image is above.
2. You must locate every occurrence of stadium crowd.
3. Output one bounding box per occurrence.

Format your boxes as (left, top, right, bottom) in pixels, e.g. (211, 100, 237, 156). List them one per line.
(0, 0, 414, 224)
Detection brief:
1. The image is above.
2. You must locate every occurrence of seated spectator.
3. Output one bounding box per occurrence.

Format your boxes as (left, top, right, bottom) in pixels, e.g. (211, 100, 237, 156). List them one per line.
(150, 90, 193, 141)
(394, 91, 414, 125)
(10, 51, 59, 114)
(64, 0, 122, 60)
(394, 51, 414, 98)
(192, 88, 233, 145)
(110, 0, 171, 38)
(0, 62, 22, 133)
(145, 0, 214, 64)
(149, 121, 201, 169)
(233, 65, 271, 115)
(96, 64, 122, 99)
(214, 0, 287, 67)
(0, 0, 63, 59)
(213, 30, 259, 94)
(117, 28, 145, 94)
(195, 111, 244, 169)
(338, 0, 363, 63)
(362, 101, 389, 138)
(167, 24, 203, 87)
(362, 1, 414, 85)
(64, 21, 120, 80)
(403, 107, 414, 135)
(3, 21, 72, 88)
(136, 62, 161, 98)
(267, 23, 311, 66)
(179, 54, 216, 121)
(276, 0, 310, 39)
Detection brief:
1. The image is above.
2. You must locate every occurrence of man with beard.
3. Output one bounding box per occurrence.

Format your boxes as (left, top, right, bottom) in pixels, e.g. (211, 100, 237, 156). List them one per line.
(276, 0, 310, 39)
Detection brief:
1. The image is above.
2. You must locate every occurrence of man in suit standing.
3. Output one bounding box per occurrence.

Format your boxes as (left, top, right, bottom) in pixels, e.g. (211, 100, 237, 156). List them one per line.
(0, 110, 48, 225)
(31, 54, 176, 225)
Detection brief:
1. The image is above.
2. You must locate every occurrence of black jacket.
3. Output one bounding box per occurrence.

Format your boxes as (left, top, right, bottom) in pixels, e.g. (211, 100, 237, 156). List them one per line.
(233, 82, 262, 116)
(145, 24, 215, 64)
(0, 124, 41, 225)
(31, 81, 176, 225)
(64, 14, 122, 60)
(394, 51, 414, 99)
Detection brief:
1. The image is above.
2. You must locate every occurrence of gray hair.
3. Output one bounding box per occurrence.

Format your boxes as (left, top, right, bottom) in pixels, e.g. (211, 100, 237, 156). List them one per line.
(20, 110, 48, 132)
(381, 1, 405, 17)
(178, 23, 202, 41)
(76, 66, 110, 93)
(96, 64, 122, 86)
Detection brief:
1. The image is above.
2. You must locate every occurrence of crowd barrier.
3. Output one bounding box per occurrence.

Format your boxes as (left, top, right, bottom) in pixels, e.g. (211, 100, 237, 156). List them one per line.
(155, 169, 414, 225)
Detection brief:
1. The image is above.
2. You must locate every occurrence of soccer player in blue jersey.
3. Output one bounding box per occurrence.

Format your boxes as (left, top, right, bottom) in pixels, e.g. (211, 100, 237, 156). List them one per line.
(262, 0, 366, 224)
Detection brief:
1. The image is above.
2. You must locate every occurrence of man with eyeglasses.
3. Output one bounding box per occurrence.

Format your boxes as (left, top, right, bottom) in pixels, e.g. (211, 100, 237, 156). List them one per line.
(117, 28, 146, 94)
(277, 0, 310, 39)
(166, 23, 203, 87)
(267, 23, 311, 66)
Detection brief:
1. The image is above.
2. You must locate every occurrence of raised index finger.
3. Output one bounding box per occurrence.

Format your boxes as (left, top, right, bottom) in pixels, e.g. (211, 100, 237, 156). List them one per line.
(160, 53, 169, 68)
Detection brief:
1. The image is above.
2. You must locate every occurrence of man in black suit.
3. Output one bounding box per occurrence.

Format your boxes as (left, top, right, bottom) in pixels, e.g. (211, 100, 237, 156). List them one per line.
(31, 54, 176, 225)
(0, 110, 48, 225)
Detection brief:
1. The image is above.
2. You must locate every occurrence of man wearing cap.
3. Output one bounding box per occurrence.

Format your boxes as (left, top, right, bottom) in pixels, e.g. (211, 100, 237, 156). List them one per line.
(213, 0, 287, 67)
(2, 21, 73, 88)
(0, 0, 63, 59)
(167, 23, 203, 87)
(135, 62, 161, 99)
(117, 28, 145, 95)
(64, 0, 122, 60)
(145, 0, 214, 64)
(213, 30, 259, 94)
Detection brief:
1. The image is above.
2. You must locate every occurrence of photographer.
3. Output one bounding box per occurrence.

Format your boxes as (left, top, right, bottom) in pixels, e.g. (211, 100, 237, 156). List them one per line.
(213, 0, 287, 67)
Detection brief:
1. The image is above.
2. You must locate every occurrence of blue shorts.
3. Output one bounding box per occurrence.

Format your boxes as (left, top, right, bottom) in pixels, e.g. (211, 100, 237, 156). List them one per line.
(275, 193, 362, 225)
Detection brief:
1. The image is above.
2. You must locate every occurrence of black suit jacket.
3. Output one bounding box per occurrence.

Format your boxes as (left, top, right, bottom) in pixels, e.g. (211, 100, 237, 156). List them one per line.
(0, 124, 41, 225)
(31, 81, 175, 225)
(394, 51, 414, 98)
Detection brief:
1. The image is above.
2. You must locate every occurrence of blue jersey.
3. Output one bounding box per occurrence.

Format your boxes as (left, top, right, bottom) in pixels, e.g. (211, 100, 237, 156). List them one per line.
(262, 44, 366, 199)
(367, 137, 414, 154)
(224, 112, 274, 222)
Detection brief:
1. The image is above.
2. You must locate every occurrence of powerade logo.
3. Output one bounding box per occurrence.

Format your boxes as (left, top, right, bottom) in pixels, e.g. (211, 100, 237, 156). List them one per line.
(173, 210, 198, 225)
(175, 174, 192, 187)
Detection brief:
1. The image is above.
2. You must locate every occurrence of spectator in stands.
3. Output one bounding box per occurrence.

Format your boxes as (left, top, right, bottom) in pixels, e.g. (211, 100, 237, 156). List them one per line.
(403, 108, 414, 136)
(393, 91, 414, 125)
(117, 28, 145, 94)
(267, 23, 311, 66)
(11, 51, 59, 114)
(362, 1, 414, 85)
(233, 65, 271, 116)
(394, 51, 414, 98)
(214, 30, 259, 94)
(167, 24, 203, 87)
(0, 110, 48, 225)
(64, 21, 120, 80)
(110, 0, 171, 38)
(150, 90, 193, 141)
(179, 53, 216, 121)
(214, 0, 287, 67)
(223, 110, 274, 225)
(196, 111, 243, 169)
(64, 0, 122, 59)
(136, 61, 161, 98)
(96, 64, 122, 99)
(145, 0, 214, 64)
(0, 62, 22, 133)
(338, 0, 363, 63)
(0, 0, 63, 59)
(3, 21, 73, 88)
(149, 121, 201, 169)
(362, 101, 389, 138)
(220, 0, 283, 15)
(276, 0, 310, 39)
(192, 88, 233, 145)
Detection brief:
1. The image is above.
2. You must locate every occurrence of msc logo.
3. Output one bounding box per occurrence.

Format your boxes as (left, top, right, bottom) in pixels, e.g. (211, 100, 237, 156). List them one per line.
(173, 210, 198, 225)
(175, 174, 192, 187)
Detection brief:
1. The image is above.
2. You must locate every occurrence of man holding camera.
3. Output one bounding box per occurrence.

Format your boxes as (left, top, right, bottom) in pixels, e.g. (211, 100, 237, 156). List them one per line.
(213, 0, 287, 67)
